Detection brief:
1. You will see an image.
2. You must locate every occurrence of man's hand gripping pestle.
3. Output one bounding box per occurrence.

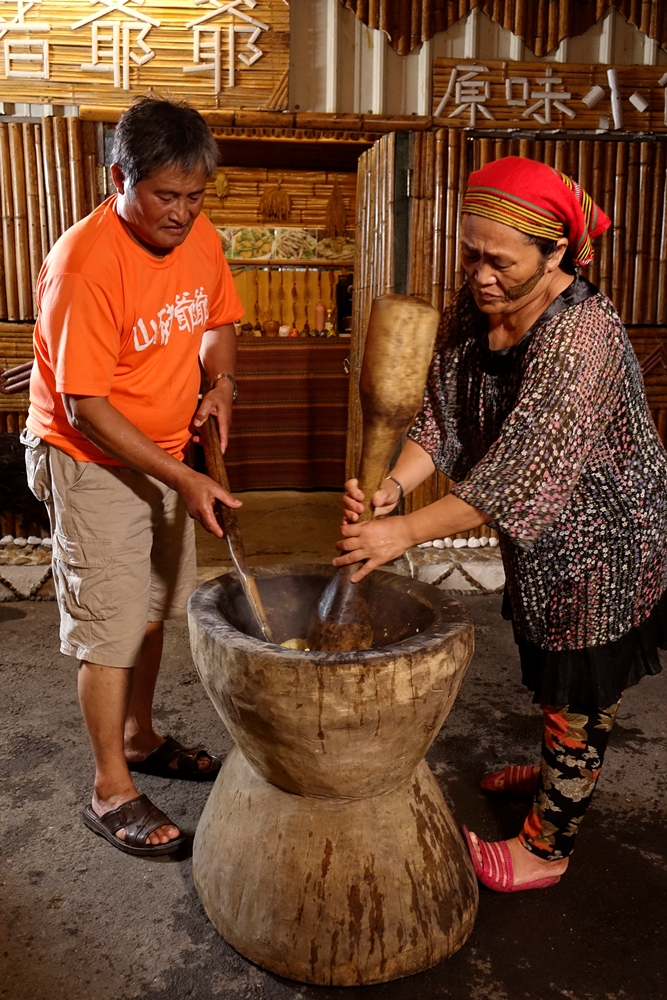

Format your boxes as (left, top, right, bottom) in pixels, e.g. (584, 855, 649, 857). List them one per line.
(307, 294, 440, 652)
(200, 416, 274, 643)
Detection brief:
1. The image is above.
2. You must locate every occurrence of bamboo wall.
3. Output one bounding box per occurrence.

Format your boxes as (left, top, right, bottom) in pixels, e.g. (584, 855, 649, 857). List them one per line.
(0, 117, 103, 322)
(204, 167, 356, 229)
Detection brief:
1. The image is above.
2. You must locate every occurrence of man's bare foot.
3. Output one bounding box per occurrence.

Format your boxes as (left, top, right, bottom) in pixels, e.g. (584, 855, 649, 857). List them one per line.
(467, 830, 568, 886)
(92, 787, 181, 845)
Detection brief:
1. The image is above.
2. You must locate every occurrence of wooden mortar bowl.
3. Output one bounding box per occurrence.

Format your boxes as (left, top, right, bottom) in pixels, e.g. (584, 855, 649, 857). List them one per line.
(188, 564, 478, 986)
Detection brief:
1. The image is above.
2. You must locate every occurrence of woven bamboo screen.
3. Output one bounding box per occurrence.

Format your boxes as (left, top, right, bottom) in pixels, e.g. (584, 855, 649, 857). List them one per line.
(341, 0, 667, 56)
(349, 128, 667, 530)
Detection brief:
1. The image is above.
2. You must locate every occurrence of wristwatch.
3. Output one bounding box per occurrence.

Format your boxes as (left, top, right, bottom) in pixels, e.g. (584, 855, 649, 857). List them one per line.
(211, 371, 238, 401)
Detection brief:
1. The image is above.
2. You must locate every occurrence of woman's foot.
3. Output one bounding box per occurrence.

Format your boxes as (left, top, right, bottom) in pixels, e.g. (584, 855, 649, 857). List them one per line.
(463, 828, 568, 891)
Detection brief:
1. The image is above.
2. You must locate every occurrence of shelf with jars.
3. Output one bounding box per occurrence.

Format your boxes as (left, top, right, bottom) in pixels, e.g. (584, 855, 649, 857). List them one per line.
(228, 262, 354, 340)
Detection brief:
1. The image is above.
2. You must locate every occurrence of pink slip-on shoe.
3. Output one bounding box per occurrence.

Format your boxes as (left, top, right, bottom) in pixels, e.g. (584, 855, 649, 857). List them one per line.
(480, 764, 540, 796)
(462, 826, 562, 893)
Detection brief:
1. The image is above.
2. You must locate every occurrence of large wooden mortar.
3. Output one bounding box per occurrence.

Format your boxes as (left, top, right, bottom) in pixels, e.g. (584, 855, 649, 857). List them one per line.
(188, 564, 478, 986)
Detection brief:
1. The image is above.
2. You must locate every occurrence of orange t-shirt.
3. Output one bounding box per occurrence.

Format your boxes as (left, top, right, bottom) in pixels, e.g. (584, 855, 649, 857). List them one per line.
(27, 195, 242, 463)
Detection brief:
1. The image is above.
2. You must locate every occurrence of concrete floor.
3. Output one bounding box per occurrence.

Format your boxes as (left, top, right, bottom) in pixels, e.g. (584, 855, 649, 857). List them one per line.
(2, 492, 666, 1000)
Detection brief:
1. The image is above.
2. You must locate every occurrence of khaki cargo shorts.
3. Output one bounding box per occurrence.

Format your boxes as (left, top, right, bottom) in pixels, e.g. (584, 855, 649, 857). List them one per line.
(22, 429, 197, 668)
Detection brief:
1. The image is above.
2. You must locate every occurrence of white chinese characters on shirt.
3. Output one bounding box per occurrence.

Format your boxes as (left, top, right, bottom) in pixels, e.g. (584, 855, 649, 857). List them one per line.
(133, 288, 210, 353)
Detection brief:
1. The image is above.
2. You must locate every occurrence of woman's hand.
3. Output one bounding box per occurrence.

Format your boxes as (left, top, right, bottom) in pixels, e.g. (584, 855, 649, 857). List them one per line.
(342, 478, 401, 523)
(333, 516, 414, 582)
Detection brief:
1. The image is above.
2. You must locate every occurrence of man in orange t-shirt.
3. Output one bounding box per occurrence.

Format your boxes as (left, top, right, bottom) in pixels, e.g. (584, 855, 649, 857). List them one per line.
(23, 98, 243, 857)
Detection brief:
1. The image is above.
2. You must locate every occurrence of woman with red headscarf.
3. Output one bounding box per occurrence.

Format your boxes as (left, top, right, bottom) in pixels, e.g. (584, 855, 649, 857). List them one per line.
(339, 156, 667, 892)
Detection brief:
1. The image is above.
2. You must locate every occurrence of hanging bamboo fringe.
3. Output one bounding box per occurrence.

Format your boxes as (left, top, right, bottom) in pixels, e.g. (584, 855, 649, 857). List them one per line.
(258, 174, 291, 221)
(324, 177, 347, 237)
(342, 0, 667, 57)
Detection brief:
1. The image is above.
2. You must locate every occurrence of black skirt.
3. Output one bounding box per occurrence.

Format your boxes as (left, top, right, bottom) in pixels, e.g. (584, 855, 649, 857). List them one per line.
(502, 587, 667, 708)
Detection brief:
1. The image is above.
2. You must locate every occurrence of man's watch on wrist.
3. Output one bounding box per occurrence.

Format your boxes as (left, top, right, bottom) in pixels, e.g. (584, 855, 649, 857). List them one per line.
(211, 371, 238, 401)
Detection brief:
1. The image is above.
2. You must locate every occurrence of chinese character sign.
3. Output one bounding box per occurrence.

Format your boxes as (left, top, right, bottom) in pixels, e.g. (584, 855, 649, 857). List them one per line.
(433, 57, 667, 133)
(0, 0, 288, 109)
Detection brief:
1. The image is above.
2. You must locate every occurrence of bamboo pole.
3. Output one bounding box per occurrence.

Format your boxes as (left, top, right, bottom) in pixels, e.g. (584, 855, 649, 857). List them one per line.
(519, 137, 532, 160)
(41, 117, 61, 249)
(632, 142, 652, 325)
(82, 119, 99, 216)
(599, 139, 615, 299)
(646, 142, 666, 327)
(431, 129, 446, 313)
(0, 221, 6, 320)
(611, 142, 628, 313)
(657, 146, 667, 324)
(53, 116, 73, 234)
(0, 124, 18, 321)
(67, 117, 86, 225)
(33, 123, 49, 263)
(589, 139, 605, 291)
(444, 129, 460, 306)
(8, 123, 32, 321)
(622, 140, 640, 323)
(22, 124, 43, 317)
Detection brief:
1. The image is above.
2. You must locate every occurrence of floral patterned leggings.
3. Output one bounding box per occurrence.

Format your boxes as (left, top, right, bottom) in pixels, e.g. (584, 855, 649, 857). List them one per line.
(519, 700, 622, 862)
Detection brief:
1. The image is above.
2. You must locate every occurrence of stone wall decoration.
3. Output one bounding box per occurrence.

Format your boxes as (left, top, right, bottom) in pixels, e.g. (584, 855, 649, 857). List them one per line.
(0, 1, 289, 109)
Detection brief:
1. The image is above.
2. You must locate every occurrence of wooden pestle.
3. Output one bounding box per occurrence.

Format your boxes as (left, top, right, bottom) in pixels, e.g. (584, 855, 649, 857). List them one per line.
(307, 293, 440, 652)
(200, 416, 274, 643)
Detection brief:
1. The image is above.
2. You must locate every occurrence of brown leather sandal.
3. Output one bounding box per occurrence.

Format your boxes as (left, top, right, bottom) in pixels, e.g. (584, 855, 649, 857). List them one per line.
(82, 793, 187, 857)
(127, 735, 221, 782)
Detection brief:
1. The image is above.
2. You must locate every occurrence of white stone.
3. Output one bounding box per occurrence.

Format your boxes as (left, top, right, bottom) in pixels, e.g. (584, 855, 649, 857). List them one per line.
(432, 539, 445, 549)
(443, 537, 453, 547)
(437, 567, 479, 593)
(0, 535, 13, 545)
(27, 535, 42, 545)
(462, 561, 506, 593)
(452, 538, 467, 549)
(0, 564, 52, 597)
(13, 537, 27, 547)
(417, 540, 433, 548)
(467, 537, 480, 548)
(478, 536, 489, 546)
(416, 563, 454, 586)
(488, 536, 499, 547)
(40, 537, 53, 548)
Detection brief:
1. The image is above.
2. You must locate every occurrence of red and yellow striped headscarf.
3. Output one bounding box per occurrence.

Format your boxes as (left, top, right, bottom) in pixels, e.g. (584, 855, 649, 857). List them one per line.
(461, 156, 610, 266)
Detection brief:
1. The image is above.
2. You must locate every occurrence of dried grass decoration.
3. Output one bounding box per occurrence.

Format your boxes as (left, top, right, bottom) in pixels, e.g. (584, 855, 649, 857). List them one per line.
(324, 177, 346, 237)
(215, 170, 229, 200)
(258, 174, 291, 222)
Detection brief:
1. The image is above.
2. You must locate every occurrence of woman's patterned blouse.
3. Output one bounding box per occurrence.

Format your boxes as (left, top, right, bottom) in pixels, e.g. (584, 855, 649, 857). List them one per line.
(409, 275, 667, 652)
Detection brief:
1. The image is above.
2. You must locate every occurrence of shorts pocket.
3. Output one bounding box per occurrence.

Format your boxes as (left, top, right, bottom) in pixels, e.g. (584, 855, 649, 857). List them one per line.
(21, 429, 51, 502)
(51, 532, 116, 621)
